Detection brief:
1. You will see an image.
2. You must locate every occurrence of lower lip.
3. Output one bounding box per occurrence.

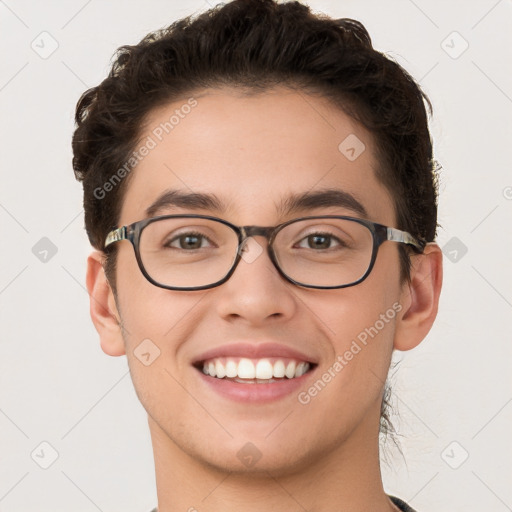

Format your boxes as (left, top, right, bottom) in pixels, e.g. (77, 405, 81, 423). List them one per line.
(195, 367, 316, 403)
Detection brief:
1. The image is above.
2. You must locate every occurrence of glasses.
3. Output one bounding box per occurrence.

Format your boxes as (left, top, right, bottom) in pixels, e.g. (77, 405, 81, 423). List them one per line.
(104, 214, 426, 291)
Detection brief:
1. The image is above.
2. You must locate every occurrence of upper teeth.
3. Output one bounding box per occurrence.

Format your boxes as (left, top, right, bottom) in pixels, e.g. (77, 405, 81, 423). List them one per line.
(202, 358, 310, 380)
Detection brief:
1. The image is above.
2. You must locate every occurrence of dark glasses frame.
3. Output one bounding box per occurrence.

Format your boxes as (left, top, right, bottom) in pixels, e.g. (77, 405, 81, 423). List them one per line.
(104, 214, 426, 291)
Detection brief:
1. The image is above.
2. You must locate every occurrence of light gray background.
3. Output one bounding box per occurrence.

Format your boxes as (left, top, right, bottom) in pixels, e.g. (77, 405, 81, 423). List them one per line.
(1, 1, 511, 511)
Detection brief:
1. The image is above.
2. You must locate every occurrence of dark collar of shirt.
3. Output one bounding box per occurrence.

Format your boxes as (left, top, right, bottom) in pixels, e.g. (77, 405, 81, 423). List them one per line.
(148, 495, 417, 512)
(390, 495, 418, 511)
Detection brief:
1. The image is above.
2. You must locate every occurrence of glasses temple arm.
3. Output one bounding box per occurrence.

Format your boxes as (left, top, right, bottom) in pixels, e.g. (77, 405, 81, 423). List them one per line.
(105, 226, 127, 248)
(386, 227, 426, 252)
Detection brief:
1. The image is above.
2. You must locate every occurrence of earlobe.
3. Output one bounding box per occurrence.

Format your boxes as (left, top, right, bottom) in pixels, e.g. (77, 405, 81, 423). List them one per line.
(86, 251, 126, 357)
(394, 243, 443, 351)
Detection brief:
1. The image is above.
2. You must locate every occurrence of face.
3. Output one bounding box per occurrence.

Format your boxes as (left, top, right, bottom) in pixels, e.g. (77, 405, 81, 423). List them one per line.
(110, 87, 407, 474)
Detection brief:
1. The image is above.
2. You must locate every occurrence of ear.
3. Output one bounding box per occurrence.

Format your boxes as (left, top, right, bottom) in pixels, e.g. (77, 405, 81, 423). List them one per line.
(394, 243, 443, 351)
(86, 251, 126, 356)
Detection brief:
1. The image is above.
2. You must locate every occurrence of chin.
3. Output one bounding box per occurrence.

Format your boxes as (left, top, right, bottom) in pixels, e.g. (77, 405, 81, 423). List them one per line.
(183, 428, 322, 477)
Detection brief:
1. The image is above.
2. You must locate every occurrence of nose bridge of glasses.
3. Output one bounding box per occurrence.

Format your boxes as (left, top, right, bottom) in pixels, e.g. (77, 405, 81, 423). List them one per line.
(240, 225, 275, 242)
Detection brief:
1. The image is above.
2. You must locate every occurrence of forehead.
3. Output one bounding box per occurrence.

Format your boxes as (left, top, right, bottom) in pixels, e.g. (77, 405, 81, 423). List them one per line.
(119, 87, 396, 226)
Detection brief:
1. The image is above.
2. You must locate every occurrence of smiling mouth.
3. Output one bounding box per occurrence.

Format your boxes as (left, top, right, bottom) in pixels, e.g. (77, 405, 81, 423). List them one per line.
(195, 357, 316, 383)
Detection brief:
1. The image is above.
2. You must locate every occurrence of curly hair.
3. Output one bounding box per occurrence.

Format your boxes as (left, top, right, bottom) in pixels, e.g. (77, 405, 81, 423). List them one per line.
(72, 0, 439, 441)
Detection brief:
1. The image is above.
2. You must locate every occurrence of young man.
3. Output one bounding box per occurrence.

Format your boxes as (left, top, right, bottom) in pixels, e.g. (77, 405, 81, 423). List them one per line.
(72, 1, 442, 510)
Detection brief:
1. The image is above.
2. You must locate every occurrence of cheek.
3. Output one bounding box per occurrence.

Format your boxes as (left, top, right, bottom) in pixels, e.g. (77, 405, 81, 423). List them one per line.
(318, 285, 398, 373)
(115, 274, 209, 423)
(301, 250, 402, 409)
(293, 288, 399, 440)
(312, 242, 402, 357)
(118, 282, 206, 351)
(114, 247, 209, 365)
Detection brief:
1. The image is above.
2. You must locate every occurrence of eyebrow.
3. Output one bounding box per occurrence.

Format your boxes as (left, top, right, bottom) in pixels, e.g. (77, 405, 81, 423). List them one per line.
(145, 188, 368, 219)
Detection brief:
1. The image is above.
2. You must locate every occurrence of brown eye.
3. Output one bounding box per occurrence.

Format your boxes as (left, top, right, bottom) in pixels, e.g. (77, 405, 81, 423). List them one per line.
(295, 233, 343, 250)
(165, 232, 213, 250)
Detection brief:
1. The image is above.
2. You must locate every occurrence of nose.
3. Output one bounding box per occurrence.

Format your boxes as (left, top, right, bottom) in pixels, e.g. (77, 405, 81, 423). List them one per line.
(214, 236, 298, 326)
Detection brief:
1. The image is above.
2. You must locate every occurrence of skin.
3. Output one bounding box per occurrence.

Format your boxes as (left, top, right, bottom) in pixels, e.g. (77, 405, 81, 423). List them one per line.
(87, 87, 442, 512)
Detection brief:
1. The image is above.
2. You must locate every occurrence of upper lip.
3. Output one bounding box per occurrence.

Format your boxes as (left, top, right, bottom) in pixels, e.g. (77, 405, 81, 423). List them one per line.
(192, 342, 319, 366)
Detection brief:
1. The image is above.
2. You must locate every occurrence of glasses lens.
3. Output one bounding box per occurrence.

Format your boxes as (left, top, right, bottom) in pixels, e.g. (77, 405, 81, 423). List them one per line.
(139, 217, 239, 288)
(273, 218, 374, 287)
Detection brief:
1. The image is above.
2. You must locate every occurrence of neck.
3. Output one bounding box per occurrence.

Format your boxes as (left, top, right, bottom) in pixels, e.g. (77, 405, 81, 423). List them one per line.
(148, 409, 398, 512)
